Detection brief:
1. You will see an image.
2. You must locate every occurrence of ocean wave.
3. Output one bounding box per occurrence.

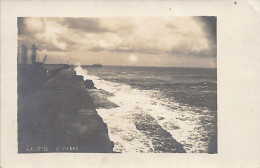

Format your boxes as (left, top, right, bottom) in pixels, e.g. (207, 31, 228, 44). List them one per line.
(75, 66, 217, 153)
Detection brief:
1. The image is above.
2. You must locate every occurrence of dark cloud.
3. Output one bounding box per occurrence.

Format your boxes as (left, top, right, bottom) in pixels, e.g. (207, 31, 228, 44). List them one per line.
(194, 16, 217, 57)
(198, 16, 217, 42)
(89, 47, 105, 52)
(62, 18, 110, 33)
(18, 17, 46, 35)
(18, 17, 48, 49)
(17, 17, 25, 35)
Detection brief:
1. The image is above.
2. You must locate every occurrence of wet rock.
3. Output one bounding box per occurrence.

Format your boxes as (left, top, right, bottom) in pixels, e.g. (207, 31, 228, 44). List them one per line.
(134, 113, 186, 153)
(75, 75, 84, 81)
(84, 80, 96, 89)
(157, 116, 165, 120)
(88, 89, 118, 109)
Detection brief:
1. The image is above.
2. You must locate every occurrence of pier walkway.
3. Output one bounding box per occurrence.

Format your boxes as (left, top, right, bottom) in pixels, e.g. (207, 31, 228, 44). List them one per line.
(18, 69, 114, 153)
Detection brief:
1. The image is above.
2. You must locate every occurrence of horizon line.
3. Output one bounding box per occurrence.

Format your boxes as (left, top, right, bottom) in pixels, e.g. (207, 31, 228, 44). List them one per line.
(69, 64, 217, 69)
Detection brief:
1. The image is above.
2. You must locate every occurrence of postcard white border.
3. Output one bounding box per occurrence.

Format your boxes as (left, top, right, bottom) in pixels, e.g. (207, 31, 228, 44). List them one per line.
(1, 1, 260, 168)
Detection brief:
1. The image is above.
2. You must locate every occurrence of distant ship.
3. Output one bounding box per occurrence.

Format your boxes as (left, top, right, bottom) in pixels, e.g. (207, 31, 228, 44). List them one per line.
(90, 64, 102, 68)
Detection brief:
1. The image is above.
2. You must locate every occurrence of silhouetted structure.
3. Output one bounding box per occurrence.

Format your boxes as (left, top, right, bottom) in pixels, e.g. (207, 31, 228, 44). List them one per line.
(21, 45, 28, 64)
(43, 55, 47, 64)
(31, 43, 37, 64)
(91, 64, 102, 67)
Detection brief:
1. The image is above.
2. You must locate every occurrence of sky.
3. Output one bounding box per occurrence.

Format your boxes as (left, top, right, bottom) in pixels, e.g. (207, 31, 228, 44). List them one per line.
(18, 17, 217, 68)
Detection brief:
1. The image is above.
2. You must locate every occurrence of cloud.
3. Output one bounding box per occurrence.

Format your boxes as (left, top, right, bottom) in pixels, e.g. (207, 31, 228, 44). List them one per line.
(195, 16, 217, 57)
(18, 17, 217, 67)
(62, 18, 110, 33)
(18, 17, 46, 36)
(18, 18, 82, 52)
(196, 16, 217, 42)
(89, 47, 105, 52)
(102, 17, 215, 58)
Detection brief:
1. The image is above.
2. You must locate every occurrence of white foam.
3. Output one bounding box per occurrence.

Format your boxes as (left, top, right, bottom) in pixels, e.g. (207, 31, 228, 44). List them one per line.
(75, 66, 88, 80)
(75, 66, 215, 153)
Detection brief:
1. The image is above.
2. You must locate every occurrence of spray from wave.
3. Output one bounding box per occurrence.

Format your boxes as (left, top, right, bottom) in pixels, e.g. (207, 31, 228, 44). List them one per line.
(75, 66, 88, 80)
(74, 66, 215, 153)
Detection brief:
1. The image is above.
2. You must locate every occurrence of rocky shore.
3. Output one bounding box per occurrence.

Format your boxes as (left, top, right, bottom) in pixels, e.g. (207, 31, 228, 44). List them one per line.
(18, 66, 114, 153)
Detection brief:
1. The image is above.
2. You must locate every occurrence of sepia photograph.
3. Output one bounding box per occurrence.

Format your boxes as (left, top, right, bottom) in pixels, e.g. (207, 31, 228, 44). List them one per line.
(17, 17, 217, 153)
(2, 0, 260, 167)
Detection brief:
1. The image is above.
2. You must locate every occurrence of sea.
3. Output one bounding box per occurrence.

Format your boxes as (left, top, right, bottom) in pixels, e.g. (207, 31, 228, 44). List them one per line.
(75, 66, 217, 153)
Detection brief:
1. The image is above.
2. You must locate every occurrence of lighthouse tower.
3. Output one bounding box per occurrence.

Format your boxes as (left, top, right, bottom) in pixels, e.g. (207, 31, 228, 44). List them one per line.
(31, 43, 37, 64)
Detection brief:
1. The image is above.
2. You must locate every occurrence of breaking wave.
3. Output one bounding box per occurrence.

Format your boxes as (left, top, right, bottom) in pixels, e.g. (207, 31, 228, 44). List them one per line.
(75, 66, 216, 153)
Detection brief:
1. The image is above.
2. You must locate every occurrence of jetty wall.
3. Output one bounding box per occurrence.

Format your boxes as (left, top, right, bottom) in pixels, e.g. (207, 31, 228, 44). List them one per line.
(18, 67, 114, 153)
(17, 64, 69, 96)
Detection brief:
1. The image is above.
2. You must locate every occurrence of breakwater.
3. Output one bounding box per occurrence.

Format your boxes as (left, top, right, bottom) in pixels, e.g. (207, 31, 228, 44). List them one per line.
(17, 64, 69, 96)
(18, 66, 114, 153)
